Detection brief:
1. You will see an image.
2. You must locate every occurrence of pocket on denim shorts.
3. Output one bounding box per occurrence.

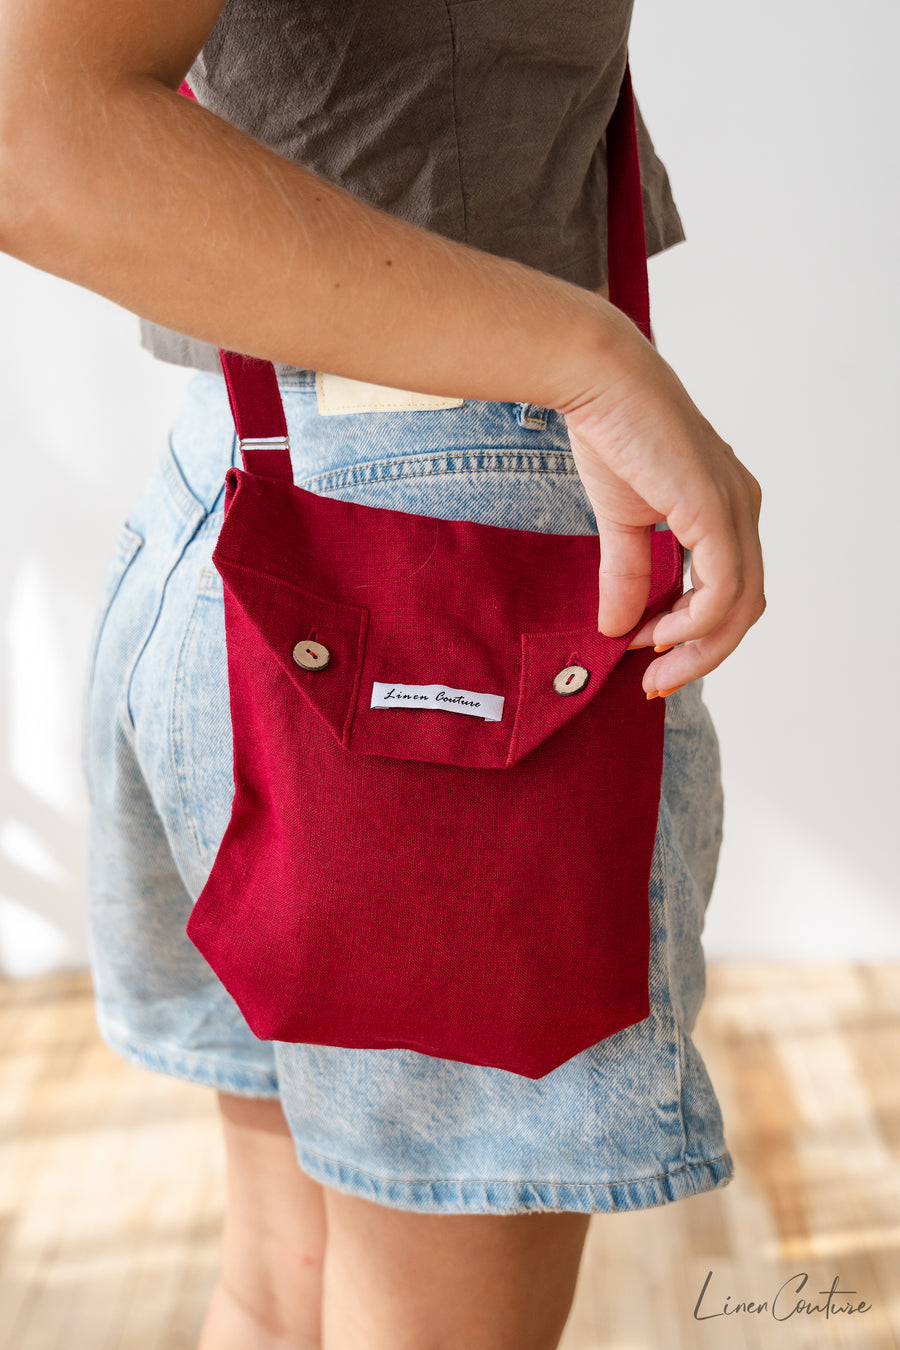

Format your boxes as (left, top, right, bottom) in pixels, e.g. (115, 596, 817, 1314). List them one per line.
(81, 523, 145, 798)
(170, 565, 234, 880)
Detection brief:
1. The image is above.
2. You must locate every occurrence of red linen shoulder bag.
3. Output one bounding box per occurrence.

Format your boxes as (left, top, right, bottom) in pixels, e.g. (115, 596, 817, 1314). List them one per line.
(181, 61, 684, 1078)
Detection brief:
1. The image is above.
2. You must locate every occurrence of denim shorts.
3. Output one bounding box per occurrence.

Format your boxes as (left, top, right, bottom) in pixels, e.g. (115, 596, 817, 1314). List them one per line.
(83, 369, 734, 1215)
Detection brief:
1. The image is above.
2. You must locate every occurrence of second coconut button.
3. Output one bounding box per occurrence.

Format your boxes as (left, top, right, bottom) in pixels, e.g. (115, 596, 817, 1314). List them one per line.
(293, 640, 331, 671)
(553, 665, 590, 696)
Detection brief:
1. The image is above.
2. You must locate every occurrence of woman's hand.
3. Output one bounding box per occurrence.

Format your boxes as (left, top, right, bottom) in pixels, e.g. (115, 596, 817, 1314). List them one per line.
(559, 324, 765, 696)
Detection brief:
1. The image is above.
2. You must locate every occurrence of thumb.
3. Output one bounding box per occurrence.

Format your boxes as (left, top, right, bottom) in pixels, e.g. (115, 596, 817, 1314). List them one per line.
(594, 520, 653, 638)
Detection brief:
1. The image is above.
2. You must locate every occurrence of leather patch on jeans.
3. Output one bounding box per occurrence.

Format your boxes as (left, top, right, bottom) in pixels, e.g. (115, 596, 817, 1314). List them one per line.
(315, 371, 464, 415)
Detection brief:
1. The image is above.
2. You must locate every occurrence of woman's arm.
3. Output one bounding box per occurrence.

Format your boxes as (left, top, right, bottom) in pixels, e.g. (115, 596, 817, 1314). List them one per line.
(0, 0, 628, 403)
(0, 0, 764, 690)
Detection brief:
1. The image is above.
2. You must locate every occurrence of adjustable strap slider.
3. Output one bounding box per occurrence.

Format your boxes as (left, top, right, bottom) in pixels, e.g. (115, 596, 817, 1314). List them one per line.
(239, 436, 291, 453)
(237, 435, 294, 483)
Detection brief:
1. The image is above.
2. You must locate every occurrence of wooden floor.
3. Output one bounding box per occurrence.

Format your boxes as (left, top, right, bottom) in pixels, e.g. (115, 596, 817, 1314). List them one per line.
(1, 963, 898, 1350)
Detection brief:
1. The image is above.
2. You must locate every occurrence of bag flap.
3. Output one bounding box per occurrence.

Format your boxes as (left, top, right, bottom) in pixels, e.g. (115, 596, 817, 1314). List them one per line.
(213, 470, 684, 770)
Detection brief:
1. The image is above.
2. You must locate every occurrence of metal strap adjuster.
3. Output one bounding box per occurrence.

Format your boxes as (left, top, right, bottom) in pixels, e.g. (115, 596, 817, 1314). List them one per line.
(238, 436, 291, 453)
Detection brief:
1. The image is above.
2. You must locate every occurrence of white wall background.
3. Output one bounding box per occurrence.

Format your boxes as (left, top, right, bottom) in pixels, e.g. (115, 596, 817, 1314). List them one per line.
(1, 0, 897, 975)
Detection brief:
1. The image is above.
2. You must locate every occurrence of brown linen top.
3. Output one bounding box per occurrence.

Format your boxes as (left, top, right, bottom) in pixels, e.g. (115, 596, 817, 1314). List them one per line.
(140, 0, 685, 375)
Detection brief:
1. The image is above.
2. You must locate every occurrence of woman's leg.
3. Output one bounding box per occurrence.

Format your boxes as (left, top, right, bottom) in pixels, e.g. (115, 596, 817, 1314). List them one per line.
(320, 1189, 591, 1350)
(198, 1092, 328, 1350)
(197, 1087, 590, 1350)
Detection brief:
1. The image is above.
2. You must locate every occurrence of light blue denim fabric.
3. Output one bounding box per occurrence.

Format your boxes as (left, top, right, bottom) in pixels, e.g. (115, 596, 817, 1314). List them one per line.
(83, 370, 734, 1215)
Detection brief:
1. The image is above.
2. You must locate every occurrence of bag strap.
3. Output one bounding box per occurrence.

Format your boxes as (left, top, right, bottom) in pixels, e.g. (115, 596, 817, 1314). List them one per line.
(178, 55, 651, 476)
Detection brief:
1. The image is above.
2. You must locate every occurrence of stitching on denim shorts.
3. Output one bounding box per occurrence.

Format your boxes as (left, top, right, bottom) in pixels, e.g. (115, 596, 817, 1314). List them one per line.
(98, 1027, 732, 1195)
(170, 577, 224, 866)
(657, 798, 690, 1166)
(296, 448, 581, 496)
(99, 1022, 279, 1091)
(123, 522, 208, 733)
(82, 525, 145, 802)
(516, 404, 549, 430)
(197, 564, 224, 594)
(161, 435, 210, 522)
(292, 1135, 733, 1190)
(121, 444, 212, 733)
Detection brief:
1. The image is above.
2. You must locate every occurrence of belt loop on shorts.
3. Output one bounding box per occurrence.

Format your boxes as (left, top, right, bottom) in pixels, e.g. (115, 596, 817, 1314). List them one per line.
(514, 403, 548, 430)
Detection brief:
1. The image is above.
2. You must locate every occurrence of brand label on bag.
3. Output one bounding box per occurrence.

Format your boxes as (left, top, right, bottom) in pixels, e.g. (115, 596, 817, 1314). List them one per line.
(370, 682, 504, 722)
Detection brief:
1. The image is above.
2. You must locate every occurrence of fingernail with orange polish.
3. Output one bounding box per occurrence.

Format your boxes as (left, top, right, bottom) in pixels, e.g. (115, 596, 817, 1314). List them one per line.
(654, 643, 675, 652)
(646, 690, 660, 700)
(658, 685, 685, 697)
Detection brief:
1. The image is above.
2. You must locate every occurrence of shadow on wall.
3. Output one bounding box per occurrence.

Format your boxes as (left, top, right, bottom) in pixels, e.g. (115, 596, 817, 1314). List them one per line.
(0, 412, 144, 974)
(0, 256, 191, 975)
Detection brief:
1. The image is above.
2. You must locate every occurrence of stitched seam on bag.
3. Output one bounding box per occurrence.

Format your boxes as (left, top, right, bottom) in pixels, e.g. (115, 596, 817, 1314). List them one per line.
(506, 632, 530, 767)
(210, 557, 369, 616)
(520, 622, 603, 640)
(341, 606, 369, 746)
